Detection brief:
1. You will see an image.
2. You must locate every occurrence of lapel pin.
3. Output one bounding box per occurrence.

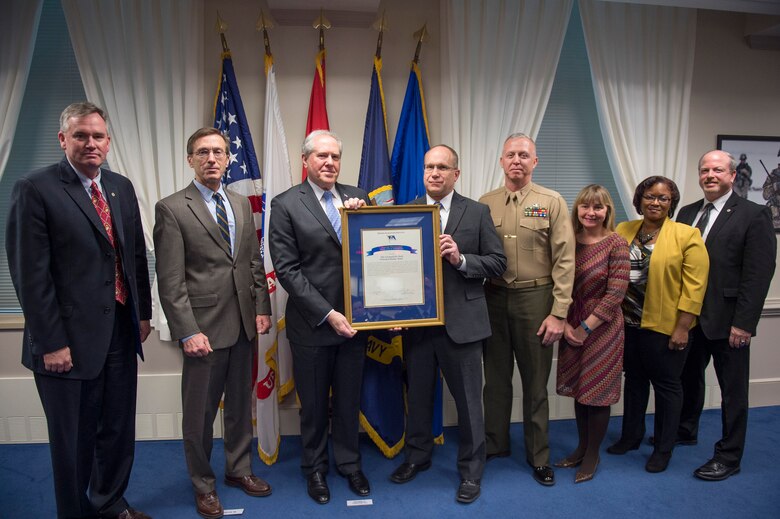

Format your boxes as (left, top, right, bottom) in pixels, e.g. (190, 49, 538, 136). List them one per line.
(111, 192, 116, 197)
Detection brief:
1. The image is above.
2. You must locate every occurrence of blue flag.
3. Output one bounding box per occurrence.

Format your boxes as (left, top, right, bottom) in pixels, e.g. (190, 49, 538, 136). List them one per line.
(357, 57, 404, 458)
(213, 52, 264, 244)
(389, 60, 444, 445)
(391, 62, 430, 205)
(358, 57, 394, 206)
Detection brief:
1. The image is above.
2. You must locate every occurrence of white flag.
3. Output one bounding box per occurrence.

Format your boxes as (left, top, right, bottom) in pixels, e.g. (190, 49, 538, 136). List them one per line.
(256, 56, 294, 465)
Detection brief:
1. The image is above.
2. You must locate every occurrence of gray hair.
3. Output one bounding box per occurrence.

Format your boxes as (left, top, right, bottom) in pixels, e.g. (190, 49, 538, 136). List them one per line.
(59, 102, 106, 133)
(504, 132, 535, 146)
(302, 130, 343, 157)
(698, 150, 737, 172)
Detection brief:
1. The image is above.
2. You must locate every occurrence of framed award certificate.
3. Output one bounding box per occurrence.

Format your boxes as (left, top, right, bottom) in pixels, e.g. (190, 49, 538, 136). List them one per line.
(341, 205, 445, 330)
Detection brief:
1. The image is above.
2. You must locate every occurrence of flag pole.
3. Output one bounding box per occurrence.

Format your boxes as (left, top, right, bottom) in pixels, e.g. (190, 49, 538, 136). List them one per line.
(412, 23, 428, 64)
(216, 10, 230, 53)
(313, 8, 331, 51)
(373, 10, 387, 59)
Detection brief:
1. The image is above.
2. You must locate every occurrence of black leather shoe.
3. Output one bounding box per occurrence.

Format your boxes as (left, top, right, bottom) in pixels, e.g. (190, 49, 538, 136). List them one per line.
(307, 472, 330, 504)
(486, 451, 510, 462)
(645, 450, 672, 473)
(648, 435, 697, 446)
(390, 461, 431, 484)
(694, 459, 741, 481)
(532, 465, 555, 486)
(456, 479, 481, 504)
(345, 470, 370, 496)
(606, 439, 641, 455)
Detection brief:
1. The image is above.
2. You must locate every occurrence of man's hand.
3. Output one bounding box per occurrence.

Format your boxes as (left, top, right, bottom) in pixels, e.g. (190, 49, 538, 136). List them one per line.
(344, 198, 366, 210)
(439, 234, 462, 266)
(326, 311, 357, 338)
(43, 346, 73, 373)
(182, 333, 213, 357)
(256, 315, 272, 335)
(563, 322, 585, 346)
(729, 326, 751, 349)
(139, 320, 151, 342)
(536, 315, 564, 346)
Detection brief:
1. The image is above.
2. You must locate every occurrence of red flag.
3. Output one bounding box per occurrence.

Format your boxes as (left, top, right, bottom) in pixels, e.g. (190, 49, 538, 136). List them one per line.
(302, 49, 330, 180)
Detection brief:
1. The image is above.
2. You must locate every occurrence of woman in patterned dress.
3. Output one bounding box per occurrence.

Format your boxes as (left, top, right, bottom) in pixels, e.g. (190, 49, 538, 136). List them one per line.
(555, 185, 630, 483)
(607, 176, 709, 473)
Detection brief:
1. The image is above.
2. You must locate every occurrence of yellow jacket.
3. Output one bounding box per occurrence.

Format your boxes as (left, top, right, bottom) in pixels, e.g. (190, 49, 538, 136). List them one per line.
(616, 218, 709, 336)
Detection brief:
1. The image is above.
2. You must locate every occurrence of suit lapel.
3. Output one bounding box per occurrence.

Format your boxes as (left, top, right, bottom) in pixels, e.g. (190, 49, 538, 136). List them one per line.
(445, 192, 466, 234)
(226, 190, 244, 260)
(185, 182, 232, 257)
(59, 160, 112, 244)
(678, 201, 702, 226)
(300, 181, 340, 245)
(706, 192, 739, 244)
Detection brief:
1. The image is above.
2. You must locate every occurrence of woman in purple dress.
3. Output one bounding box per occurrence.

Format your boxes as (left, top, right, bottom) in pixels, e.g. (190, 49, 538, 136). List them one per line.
(555, 185, 630, 483)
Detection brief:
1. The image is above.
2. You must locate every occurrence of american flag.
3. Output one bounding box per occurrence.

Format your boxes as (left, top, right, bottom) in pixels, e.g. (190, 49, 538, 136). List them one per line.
(214, 53, 264, 243)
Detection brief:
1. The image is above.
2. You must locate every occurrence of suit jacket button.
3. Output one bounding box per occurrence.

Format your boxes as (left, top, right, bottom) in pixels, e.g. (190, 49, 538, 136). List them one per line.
(105, 280, 112, 286)
(103, 307, 111, 314)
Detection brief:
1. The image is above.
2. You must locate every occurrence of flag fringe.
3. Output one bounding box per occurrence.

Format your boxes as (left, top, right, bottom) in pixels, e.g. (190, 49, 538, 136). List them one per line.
(359, 412, 404, 458)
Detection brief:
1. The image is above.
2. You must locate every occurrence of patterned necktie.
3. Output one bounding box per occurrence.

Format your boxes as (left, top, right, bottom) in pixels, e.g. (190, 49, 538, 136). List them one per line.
(90, 181, 127, 304)
(213, 192, 231, 251)
(323, 190, 342, 243)
(434, 201, 443, 232)
(696, 203, 713, 237)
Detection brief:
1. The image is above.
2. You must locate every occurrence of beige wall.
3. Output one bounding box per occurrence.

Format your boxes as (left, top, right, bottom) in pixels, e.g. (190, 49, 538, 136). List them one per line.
(2, 4, 780, 442)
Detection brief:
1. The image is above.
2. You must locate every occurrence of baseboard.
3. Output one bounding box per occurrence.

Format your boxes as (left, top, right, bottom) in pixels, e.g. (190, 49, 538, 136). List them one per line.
(2, 372, 779, 443)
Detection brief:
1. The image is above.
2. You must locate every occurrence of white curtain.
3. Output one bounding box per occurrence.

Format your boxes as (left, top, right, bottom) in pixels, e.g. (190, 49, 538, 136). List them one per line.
(579, 0, 697, 213)
(0, 0, 44, 180)
(62, 0, 205, 336)
(440, 0, 573, 199)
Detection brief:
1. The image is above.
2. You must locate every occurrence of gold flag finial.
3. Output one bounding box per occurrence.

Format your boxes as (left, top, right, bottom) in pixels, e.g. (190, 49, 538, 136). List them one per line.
(256, 10, 274, 56)
(216, 10, 230, 53)
(372, 11, 388, 58)
(413, 23, 428, 64)
(312, 9, 331, 51)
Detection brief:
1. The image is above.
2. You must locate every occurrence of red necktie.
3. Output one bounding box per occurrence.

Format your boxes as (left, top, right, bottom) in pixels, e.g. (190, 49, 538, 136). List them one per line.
(90, 181, 128, 304)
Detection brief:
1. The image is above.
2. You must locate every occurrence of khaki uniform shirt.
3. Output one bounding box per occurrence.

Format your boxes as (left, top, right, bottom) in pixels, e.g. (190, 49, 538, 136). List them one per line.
(479, 182, 575, 318)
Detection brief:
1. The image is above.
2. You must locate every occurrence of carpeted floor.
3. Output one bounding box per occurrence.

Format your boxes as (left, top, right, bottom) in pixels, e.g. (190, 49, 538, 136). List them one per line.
(2, 406, 779, 518)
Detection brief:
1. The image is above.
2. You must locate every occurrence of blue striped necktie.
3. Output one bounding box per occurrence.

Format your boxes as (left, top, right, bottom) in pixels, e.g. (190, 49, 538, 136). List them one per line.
(213, 192, 231, 251)
(323, 190, 342, 243)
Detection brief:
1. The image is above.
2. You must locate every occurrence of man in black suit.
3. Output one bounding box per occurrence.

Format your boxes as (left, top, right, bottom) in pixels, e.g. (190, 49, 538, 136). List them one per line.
(268, 130, 370, 504)
(6, 102, 152, 518)
(677, 149, 776, 481)
(389, 145, 506, 504)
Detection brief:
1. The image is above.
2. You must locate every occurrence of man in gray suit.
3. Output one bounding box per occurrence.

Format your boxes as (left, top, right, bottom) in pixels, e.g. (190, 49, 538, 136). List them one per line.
(154, 128, 272, 519)
(389, 145, 506, 504)
(268, 130, 370, 505)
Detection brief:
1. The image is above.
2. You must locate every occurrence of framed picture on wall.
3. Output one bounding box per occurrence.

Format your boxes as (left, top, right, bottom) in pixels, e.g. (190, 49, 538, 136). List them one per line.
(717, 134, 780, 231)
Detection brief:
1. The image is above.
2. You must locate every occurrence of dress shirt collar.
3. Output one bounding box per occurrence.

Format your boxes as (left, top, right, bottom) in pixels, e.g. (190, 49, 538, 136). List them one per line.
(67, 158, 103, 193)
(308, 178, 342, 207)
(426, 190, 454, 211)
(192, 178, 228, 203)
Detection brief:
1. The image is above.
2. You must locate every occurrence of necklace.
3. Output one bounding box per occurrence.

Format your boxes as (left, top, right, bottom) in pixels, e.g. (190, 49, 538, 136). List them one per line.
(636, 226, 660, 245)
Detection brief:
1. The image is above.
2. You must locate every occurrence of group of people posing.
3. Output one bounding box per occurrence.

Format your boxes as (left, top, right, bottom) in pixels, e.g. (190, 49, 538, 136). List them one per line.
(6, 102, 776, 519)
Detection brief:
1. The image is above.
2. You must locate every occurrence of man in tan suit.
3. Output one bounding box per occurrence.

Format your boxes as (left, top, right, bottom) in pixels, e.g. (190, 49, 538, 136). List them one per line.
(154, 128, 272, 519)
(480, 133, 575, 487)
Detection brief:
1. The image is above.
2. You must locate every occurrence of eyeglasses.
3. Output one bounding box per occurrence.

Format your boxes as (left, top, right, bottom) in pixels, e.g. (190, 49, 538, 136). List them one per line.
(193, 148, 227, 159)
(424, 164, 456, 173)
(642, 194, 672, 204)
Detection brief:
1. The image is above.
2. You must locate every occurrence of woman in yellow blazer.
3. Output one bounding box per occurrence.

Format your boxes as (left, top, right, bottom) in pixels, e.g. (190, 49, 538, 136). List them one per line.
(606, 176, 709, 473)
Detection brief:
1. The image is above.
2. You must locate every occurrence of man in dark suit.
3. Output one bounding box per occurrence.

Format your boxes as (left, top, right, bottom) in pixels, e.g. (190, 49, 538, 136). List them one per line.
(268, 130, 370, 505)
(677, 149, 776, 481)
(154, 128, 272, 519)
(6, 102, 152, 519)
(389, 145, 506, 504)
